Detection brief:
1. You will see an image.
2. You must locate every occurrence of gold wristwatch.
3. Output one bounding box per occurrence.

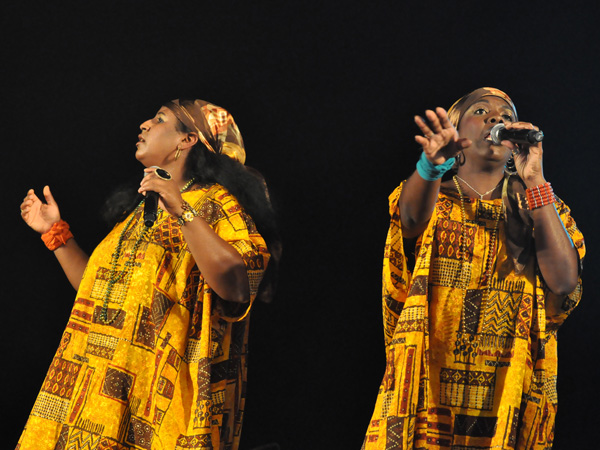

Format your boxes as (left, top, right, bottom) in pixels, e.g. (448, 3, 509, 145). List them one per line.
(177, 201, 198, 226)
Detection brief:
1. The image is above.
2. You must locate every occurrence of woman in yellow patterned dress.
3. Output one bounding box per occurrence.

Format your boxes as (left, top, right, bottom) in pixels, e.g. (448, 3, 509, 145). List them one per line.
(18, 99, 279, 450)
(363, 88, 584, 449)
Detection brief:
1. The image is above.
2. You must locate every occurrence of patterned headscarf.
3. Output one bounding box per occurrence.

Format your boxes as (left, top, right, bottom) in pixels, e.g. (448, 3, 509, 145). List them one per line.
(447, 87, 518, 129)
(166, 99, 246, 165)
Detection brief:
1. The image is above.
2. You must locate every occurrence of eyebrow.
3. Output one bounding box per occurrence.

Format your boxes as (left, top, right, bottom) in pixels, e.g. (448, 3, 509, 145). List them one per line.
(471, 99, 513, 111)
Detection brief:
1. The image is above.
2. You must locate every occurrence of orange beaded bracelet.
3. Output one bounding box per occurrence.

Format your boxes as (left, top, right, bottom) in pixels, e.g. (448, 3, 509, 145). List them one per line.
(525, 182, 556, 210)
(41, 220, 74, 251)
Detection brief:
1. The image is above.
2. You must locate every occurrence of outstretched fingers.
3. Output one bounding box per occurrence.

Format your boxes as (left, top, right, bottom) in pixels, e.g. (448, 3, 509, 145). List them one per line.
(425, 109, 445, 134)
(436, 107, 454, 130)
(414, 114, 435, 139)
(415, 108, 456, 141)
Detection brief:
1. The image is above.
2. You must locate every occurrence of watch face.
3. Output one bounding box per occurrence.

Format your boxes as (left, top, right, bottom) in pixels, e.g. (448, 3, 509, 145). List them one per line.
(183, 211, 194, 222)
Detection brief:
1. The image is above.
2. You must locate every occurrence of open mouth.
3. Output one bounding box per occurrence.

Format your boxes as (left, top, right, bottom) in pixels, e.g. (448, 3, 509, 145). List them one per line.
(484, 128, 497, 143)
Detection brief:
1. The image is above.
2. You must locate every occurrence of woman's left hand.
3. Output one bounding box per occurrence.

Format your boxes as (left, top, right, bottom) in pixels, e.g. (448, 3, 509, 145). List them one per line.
(502, 121, 546, 187)
(138, 168, 184, 217)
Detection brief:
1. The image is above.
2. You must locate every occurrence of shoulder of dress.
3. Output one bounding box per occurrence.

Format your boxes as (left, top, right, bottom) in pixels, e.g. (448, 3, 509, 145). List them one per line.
(183, 183, 228, 201)
(183, 184, 244, 219)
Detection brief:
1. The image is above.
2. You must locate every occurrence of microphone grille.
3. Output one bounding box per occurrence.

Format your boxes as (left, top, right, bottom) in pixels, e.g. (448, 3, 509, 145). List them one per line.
(490, 124, 506, 145)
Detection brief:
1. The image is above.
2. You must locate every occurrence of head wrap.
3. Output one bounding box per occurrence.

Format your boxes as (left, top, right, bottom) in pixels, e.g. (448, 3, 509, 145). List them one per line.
(447, 87, 518, 129)
(166, 99, 246, 164)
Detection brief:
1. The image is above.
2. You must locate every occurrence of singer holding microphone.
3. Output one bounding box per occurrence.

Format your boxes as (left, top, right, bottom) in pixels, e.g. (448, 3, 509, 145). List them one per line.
(363, 88, 584, 449)
(18, 99, 279, 450)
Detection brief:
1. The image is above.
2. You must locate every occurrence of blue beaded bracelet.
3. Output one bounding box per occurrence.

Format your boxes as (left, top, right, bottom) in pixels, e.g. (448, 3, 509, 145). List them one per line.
(416, 151, 455, 181)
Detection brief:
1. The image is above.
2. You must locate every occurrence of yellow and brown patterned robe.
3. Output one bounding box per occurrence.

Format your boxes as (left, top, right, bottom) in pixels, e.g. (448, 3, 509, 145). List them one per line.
(17, 184, 270, 450)
(363, 182, 585, 449)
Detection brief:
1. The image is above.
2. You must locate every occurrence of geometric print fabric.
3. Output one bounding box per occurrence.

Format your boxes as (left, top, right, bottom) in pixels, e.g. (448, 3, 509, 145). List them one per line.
(17, 184, 270, 450)
(362, 182, 585, 450)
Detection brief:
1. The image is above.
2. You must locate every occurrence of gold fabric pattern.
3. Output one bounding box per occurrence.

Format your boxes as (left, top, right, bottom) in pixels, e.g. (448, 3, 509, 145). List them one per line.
(363, 182, 585, 450)
(17, 184, 270, 450)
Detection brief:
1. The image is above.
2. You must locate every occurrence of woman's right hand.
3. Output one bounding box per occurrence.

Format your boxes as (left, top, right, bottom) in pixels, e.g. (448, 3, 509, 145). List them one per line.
(20, 186, 62, 234)
(414, 107, 471, 165)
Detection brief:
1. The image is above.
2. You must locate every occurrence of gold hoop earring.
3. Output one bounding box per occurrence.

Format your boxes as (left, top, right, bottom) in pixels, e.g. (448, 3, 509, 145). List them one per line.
(175, 145, 182, 161)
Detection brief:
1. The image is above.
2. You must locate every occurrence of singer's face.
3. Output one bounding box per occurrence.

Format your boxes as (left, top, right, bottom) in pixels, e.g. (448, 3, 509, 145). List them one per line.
(458, 96, 515, 164)
(136, 107, 186, 167)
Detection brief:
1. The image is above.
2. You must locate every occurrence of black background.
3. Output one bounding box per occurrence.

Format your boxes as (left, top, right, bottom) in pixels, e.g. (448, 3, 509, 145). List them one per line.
(2, 1, 599, 449)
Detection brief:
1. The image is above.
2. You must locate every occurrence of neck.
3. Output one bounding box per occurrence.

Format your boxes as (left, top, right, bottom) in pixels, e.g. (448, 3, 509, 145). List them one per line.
(454, 168, 505, 200)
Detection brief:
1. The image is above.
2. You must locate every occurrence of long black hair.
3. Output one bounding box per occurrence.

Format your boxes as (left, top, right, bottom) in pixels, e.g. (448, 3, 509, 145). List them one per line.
(102, 117, 281, 303)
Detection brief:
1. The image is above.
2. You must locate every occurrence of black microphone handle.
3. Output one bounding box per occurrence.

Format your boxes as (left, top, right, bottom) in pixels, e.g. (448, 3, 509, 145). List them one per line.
(143, 191, 159, 227)
(502, 127, 544, 145)
(491, 124, 544, 145)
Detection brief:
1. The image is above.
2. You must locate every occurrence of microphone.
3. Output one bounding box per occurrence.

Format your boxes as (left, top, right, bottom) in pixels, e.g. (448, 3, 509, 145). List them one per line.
(143, 191, 159, 227)
(490, 123, 544, 145)
(143, 167, 159, 227)
(142, 166, 172, 227)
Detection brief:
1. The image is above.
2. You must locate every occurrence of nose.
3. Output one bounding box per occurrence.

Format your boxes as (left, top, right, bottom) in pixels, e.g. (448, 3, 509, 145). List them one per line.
(140, 119, 151, 131)
(487, 114, 505, 125)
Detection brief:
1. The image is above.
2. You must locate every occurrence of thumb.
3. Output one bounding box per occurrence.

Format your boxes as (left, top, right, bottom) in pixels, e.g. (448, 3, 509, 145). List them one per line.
(43, 185, 57, 206)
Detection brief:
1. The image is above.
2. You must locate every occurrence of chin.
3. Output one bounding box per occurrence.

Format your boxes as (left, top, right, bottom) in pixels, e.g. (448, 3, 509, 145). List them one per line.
(135, 154, 151, 168)
(487, 143, 510, 159)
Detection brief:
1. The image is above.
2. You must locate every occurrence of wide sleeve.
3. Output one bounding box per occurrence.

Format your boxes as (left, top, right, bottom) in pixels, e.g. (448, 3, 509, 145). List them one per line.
(190, 185, 270, 320)
(382, 182, 412, 347)
(545, 197, 585, 327)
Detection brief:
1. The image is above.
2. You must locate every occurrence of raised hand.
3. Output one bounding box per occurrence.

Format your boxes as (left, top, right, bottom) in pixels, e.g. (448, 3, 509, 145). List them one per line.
(20, 186, 62, 234)
(414, 107, 471, 165)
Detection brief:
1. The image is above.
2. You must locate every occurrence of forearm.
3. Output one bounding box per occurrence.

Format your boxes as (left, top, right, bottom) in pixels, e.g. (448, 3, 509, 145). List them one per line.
(399, 170, 441, 238)
(181, 218, 250, 303)
(521, 174, 579, 309)
(53, 239, 89, 291)
(532, 203, 579, 299)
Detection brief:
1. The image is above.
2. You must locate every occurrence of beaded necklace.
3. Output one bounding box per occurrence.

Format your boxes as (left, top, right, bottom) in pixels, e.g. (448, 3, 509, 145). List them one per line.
(98, 178, 196, 324)
(452, 175, 502, 363)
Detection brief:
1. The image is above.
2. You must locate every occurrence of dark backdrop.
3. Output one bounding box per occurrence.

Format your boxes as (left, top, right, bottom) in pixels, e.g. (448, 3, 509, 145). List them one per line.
(2, 1, 598, 449)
